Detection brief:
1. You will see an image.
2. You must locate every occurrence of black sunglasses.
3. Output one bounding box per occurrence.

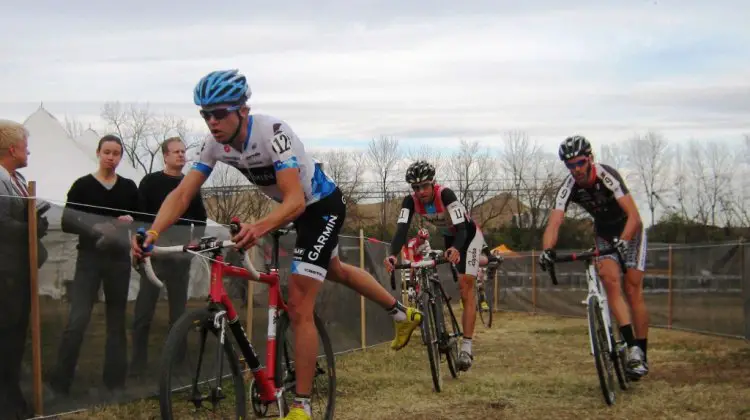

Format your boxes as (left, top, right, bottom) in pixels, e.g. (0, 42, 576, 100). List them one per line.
(200, 105, 240, 121)
(565, 159, 589, 169)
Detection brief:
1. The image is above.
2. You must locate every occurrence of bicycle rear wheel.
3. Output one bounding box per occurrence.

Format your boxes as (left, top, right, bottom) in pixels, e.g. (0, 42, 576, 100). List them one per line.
(476, 282, 493, 328)
(436, 286, 460, 379)
(612, 337, 630, 391)
(159, 307, 246, 419)
(420, 292, 442, 392)
(274, 310, 336, 419)
(587, 296, 616, 406)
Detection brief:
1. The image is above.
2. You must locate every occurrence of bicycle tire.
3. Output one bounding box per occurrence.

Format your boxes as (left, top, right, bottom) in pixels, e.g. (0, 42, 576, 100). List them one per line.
(436, 287, 460, 379)
(420, 292, 442, 392)
(274, 310, 337, 419)
(159, 307, 246, 419)
(587, 296, 616, 406)
(477, 286, 493, 328)
(612, 337, 630, 391)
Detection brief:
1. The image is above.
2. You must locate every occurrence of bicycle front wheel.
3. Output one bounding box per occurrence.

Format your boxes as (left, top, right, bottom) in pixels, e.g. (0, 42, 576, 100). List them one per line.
(420, 291, 443, 392)
(274, 310, 336, 419)
(158, 307, 246, 419)
(587, 296, 616, 406)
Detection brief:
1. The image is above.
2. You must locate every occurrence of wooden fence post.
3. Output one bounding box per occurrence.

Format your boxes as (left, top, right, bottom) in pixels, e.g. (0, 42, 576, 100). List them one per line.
(493, 263, 499, 312)
(27, 181, 43, 415)
(531, 249, 537, 314)
(667, 245, 673, 329)
(359, 229, 366, 349)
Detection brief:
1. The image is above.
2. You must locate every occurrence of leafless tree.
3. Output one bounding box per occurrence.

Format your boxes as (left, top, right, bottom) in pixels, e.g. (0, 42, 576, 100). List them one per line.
(201, 163, 272, 225)
(406, 144, 444, 176)
(101, 101, 200, 174)
(313, 149, 368, 228)
(687, 140, 735, 226)
(366, 135, 401, 238)
(498, 131, 567, 230)
(625, 131, 671, 227)
(446, 139, 509, 226)
(498, 131, 536, 219)
(733, 136, 750, 226)
(599, 143, 629, 171)
(63, 115, 86, 139)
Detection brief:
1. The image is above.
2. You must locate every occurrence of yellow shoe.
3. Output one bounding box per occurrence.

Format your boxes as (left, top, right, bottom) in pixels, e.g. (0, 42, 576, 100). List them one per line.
(391, 307, 423, 350)
(481, 301, 489, 311)
(281, 406, 311, 420)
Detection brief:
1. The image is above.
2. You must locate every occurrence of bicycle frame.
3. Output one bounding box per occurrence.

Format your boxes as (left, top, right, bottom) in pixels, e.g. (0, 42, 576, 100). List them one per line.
(546, 247, 625, 359)
(207, 250, 285, 404)
(136, 224, 293, 406)
(391, 251, 460, 341)
(582, 261, 614, 356)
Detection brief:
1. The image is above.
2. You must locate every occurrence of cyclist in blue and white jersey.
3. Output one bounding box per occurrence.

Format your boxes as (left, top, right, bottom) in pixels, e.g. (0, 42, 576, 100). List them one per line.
(539, 135, 650, 380)
(131, 69, 423, 420)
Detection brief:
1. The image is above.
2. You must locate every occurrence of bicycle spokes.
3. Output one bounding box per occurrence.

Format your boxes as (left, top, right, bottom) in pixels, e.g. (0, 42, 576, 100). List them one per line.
(160, 309, 245, 418)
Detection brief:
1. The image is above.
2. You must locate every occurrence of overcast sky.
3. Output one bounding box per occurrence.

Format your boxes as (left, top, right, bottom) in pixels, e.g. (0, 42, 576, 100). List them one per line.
(2, 0, 749, 153)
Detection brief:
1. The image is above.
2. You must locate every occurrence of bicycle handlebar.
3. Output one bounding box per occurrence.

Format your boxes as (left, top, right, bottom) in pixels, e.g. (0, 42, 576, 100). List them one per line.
(546, 246, 626, 286)
(388, 250, 458, 290)
(134, 217, 294, 288)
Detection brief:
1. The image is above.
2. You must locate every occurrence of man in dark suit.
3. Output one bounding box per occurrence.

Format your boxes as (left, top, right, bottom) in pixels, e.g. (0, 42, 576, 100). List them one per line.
(130, 137, 207, 375)
(0, 119, 48, 420)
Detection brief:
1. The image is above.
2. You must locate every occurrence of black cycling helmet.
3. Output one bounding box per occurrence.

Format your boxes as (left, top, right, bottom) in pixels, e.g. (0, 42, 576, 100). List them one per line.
(558, 135, 593, 161)
(405, 160, 436, 184)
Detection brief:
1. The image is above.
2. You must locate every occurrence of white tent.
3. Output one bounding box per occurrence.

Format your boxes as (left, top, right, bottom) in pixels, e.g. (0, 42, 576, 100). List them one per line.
(18, 105, 227, 300)
(21, 106, 139, 204)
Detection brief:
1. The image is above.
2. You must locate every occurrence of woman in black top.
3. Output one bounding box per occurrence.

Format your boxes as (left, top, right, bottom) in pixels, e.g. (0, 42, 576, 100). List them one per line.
(49, 135, 139, 396)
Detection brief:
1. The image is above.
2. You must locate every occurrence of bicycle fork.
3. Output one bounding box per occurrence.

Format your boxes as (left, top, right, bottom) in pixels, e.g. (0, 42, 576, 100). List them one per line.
(429, 277, 459, 351)
(586, 265, 614, 356)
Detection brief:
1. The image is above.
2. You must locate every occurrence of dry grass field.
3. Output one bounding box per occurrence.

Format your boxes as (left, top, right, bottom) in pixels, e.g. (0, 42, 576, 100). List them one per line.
(55, 310, 750, 420)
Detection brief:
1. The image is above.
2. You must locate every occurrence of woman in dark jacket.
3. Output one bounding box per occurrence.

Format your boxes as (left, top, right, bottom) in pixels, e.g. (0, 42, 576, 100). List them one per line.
(49, 135, 139, 397)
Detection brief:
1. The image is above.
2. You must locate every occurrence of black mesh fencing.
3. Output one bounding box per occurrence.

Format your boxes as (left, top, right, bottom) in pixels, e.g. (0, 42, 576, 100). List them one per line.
(4, 192, 749, 418)
(3, 197, 427, 418)
(493, 244, 749, 339)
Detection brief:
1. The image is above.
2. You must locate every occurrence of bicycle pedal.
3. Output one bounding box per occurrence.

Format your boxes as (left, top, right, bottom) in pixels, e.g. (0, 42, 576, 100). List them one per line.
(439, 337, 457, 352)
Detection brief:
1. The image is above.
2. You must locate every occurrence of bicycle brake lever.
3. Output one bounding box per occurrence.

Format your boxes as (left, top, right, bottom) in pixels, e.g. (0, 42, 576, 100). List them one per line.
(228, 216, 244, 254)
(135, 227, 153, 253)
(229, 216, 241, 236)
(548, 263, 559, 286)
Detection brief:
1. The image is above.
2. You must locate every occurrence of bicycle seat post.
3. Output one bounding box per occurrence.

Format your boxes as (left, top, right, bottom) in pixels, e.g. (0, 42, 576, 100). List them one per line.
(271, 230, 281, 272)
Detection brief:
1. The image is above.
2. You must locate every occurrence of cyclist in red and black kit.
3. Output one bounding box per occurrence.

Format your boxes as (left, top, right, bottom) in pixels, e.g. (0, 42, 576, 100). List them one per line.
(384, 161, 487, 372)
(402, 228, 432, 265)
(539, 135, 650, 380)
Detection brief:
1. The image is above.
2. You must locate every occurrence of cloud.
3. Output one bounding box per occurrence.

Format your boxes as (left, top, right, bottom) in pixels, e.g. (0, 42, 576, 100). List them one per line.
(1, 0, 749, 156)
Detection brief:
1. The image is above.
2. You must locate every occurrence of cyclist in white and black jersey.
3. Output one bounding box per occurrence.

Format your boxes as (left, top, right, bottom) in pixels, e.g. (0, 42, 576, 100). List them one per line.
(384, 160, 487, 372)
(539, 135, 650, 380)
(130, 69, 423, 420)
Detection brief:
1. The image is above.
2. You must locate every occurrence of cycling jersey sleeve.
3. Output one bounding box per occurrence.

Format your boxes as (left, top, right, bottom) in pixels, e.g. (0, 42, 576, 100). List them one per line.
(554, 175, 576, 211)
(191, 136, 218, 177)
(389, 195, 415, 256)
(598, 164, 629, 198)
(267, 121, 301, 172)
(441, 188, 468, 249)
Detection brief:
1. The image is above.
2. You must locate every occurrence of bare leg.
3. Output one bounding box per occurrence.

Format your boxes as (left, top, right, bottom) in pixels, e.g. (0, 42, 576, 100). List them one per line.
(287, 273, 322, 396)
(327, 258, 397, 309)
(459, 274, 477, 339)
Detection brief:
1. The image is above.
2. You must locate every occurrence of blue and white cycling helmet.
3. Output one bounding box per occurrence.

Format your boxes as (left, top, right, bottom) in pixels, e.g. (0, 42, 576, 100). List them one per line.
(193, 69, 250, 107)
